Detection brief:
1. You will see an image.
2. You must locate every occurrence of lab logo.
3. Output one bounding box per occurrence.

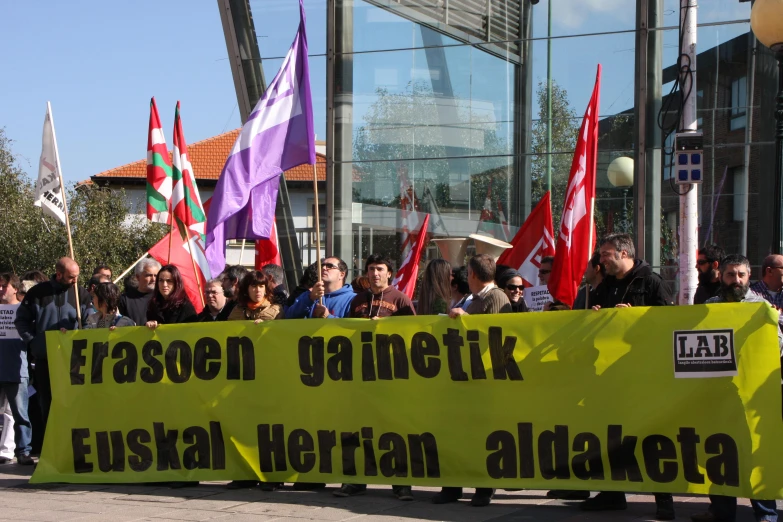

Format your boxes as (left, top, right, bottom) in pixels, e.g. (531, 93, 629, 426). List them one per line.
(673, 329, 737, 378)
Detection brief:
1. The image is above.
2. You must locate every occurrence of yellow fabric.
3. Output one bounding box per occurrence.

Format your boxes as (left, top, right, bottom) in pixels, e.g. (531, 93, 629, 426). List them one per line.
(31, 303, 783, 499)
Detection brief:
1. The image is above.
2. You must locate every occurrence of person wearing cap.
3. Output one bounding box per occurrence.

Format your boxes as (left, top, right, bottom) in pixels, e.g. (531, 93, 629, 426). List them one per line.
(498, 269, 529, 313)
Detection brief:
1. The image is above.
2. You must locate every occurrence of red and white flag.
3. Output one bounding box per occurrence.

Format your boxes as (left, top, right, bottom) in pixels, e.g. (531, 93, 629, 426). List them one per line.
(393, 214, 430, 299)
(548, 65, 601, 307)
(399, 164, 420, 257)
(497, 192, 555, 288)
(148, 230, 210, 314)
(255, 222, 282, 269)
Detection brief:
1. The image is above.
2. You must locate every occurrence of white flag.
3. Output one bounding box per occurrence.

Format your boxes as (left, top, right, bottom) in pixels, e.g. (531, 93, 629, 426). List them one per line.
(34, 104, 67, 225)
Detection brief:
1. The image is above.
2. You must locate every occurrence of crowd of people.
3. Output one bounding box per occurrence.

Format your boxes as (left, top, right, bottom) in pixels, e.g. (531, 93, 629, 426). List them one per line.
(0, 231, 779, 521)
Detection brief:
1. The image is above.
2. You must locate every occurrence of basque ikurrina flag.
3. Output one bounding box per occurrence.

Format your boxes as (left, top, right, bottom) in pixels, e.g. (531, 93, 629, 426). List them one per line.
(205, 0, 315, 276)
(171, 102, 207, 241)
(146, 97, 173, 224)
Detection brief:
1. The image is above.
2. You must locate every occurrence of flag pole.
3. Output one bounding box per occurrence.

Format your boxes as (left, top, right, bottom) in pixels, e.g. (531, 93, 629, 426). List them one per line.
(48, 101, 82, 327)
(312, 161, 323, 305)
(586, 198, 595, 310)
(167, 205, 174, 264)
(113, 252, 149, 285)
(238, 218, 251, 266)
(184, 231, 206, 308)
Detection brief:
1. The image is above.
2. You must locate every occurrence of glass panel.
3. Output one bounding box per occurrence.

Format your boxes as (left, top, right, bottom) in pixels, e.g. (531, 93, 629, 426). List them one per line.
(348, 42, 515, 161)
(250, 0, 326, 57)
(531, 0, 638, 39)
(662, 0, 750, 25)
(349, 155, 516, 266)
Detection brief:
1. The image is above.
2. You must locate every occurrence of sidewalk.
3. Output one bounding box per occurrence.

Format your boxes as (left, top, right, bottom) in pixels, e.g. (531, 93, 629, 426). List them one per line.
(0, 464, 773, 522)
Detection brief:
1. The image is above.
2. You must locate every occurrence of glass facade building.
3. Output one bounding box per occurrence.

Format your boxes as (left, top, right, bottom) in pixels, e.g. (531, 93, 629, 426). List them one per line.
(219, 0, 778, 290)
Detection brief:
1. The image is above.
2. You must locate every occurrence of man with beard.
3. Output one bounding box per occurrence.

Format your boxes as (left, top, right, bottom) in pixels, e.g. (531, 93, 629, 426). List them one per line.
(335, 254, 415, 501)
(220, 265, 248, 321)
(118, 258, 160, 326)
(585, 233, 675, 520)
(15, 258, 90, 435)
(694, 244, 725, 304)
(691, 254, 780, 522)
(750, 254, 783, 310)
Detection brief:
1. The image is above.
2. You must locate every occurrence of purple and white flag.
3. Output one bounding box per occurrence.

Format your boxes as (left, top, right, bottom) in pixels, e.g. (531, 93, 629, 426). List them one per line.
(205, 0, 315, 275)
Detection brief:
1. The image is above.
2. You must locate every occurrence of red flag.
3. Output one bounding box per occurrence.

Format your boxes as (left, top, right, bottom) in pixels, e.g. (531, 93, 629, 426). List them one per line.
(255, 222, 282, 269)
(548, 65, 601, 307)
(148, 230, 209, 314)
(497, 192, 556, 288)
(392, 214, 430, 299)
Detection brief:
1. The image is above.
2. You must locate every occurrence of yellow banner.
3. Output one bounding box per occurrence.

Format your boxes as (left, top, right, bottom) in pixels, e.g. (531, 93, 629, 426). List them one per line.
(31, 303, 783, 499)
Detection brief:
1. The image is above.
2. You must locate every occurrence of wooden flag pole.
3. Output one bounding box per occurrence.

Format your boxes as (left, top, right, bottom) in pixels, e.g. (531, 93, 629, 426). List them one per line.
(585, 198, 596, 310)
(183, 231, 206, 308)
(48, 101, 82, 327)
(239, 217, 252, 266)
(312, 162, 323, 305)
(113, 252, 149, 285)
(167, 205, 174, 265)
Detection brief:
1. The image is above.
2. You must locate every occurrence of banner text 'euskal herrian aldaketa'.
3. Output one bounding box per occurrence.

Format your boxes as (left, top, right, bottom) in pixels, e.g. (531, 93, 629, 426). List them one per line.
(31, 303, 783, 499)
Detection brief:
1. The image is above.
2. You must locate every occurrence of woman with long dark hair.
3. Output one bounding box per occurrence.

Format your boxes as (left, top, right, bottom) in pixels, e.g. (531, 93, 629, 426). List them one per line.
(145, 265, 197, 328)
(416, 259, 453, 315)
(227, 271, 282, 322)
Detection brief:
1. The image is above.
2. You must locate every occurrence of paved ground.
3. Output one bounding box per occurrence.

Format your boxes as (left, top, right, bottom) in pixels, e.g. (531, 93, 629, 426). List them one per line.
(0, 464, 775, 522)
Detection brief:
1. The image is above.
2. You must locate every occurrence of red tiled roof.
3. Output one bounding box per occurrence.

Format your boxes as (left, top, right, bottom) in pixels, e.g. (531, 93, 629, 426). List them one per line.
(91, 129, 325, 182)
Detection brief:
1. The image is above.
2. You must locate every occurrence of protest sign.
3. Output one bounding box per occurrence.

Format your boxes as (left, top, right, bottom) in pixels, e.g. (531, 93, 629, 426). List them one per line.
(524, 285, 553, 311)
(0, 304, 20, 340)
(32, 303, 783, 500)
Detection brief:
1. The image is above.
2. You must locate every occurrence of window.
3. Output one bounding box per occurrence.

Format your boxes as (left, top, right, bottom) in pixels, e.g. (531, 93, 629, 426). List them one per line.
(733, 167, 746, 222)
(663, 132, 675, 180)
(730, 77, 747, 131)
(696, 89, 704, 130)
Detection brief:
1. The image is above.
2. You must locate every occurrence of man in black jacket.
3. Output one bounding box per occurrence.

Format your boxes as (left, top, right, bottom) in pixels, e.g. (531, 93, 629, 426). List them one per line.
(15, 257, 90, 433)
(694, 244, 724, 305)
(590, 233, 672, 309)
(118, 258, 160, 326)
(583, 233, 675, 521)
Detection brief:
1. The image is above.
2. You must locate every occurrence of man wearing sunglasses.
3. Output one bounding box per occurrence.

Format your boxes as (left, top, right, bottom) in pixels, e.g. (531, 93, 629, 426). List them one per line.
(286, 257, 355, 319)
(694, 244, 725, 305)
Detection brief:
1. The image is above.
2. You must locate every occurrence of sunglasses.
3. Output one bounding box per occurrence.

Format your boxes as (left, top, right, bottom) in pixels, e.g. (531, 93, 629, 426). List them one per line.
(322, 262, 340, 270)
(506, 284, 524, 291)
(539, 269, 551, 275)
(696, 259, 710, 265)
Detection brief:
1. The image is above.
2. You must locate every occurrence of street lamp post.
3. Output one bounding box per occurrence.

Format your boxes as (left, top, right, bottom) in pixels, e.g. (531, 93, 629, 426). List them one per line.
(751, 0, 783, 253)
(608, 156, 635, 233)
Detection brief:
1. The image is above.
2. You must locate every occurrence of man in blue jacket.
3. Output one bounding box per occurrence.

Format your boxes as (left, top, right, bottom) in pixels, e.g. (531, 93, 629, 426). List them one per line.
(286, 256, 355, 319)
(15, 257, 89, 433)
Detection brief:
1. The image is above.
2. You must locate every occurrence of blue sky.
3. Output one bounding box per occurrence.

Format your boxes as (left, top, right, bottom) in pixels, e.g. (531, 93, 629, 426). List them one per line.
(2, 0, 750, 184)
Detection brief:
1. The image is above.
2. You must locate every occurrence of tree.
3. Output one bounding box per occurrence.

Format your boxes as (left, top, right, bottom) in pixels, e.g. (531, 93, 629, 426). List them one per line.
(530, 80, 580, 233)
(0, 128, 166, 278)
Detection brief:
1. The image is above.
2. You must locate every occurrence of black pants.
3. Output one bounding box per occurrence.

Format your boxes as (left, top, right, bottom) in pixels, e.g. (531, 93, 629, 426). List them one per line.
(33, 359, 51, 433)
(598, 491, 672, 506)
(441, 486, 493, 498)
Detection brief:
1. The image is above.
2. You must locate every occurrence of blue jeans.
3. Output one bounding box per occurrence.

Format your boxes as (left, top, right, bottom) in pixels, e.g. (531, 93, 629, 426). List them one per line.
(0, 379, 32, 457)
(710, 494, 778, 522)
